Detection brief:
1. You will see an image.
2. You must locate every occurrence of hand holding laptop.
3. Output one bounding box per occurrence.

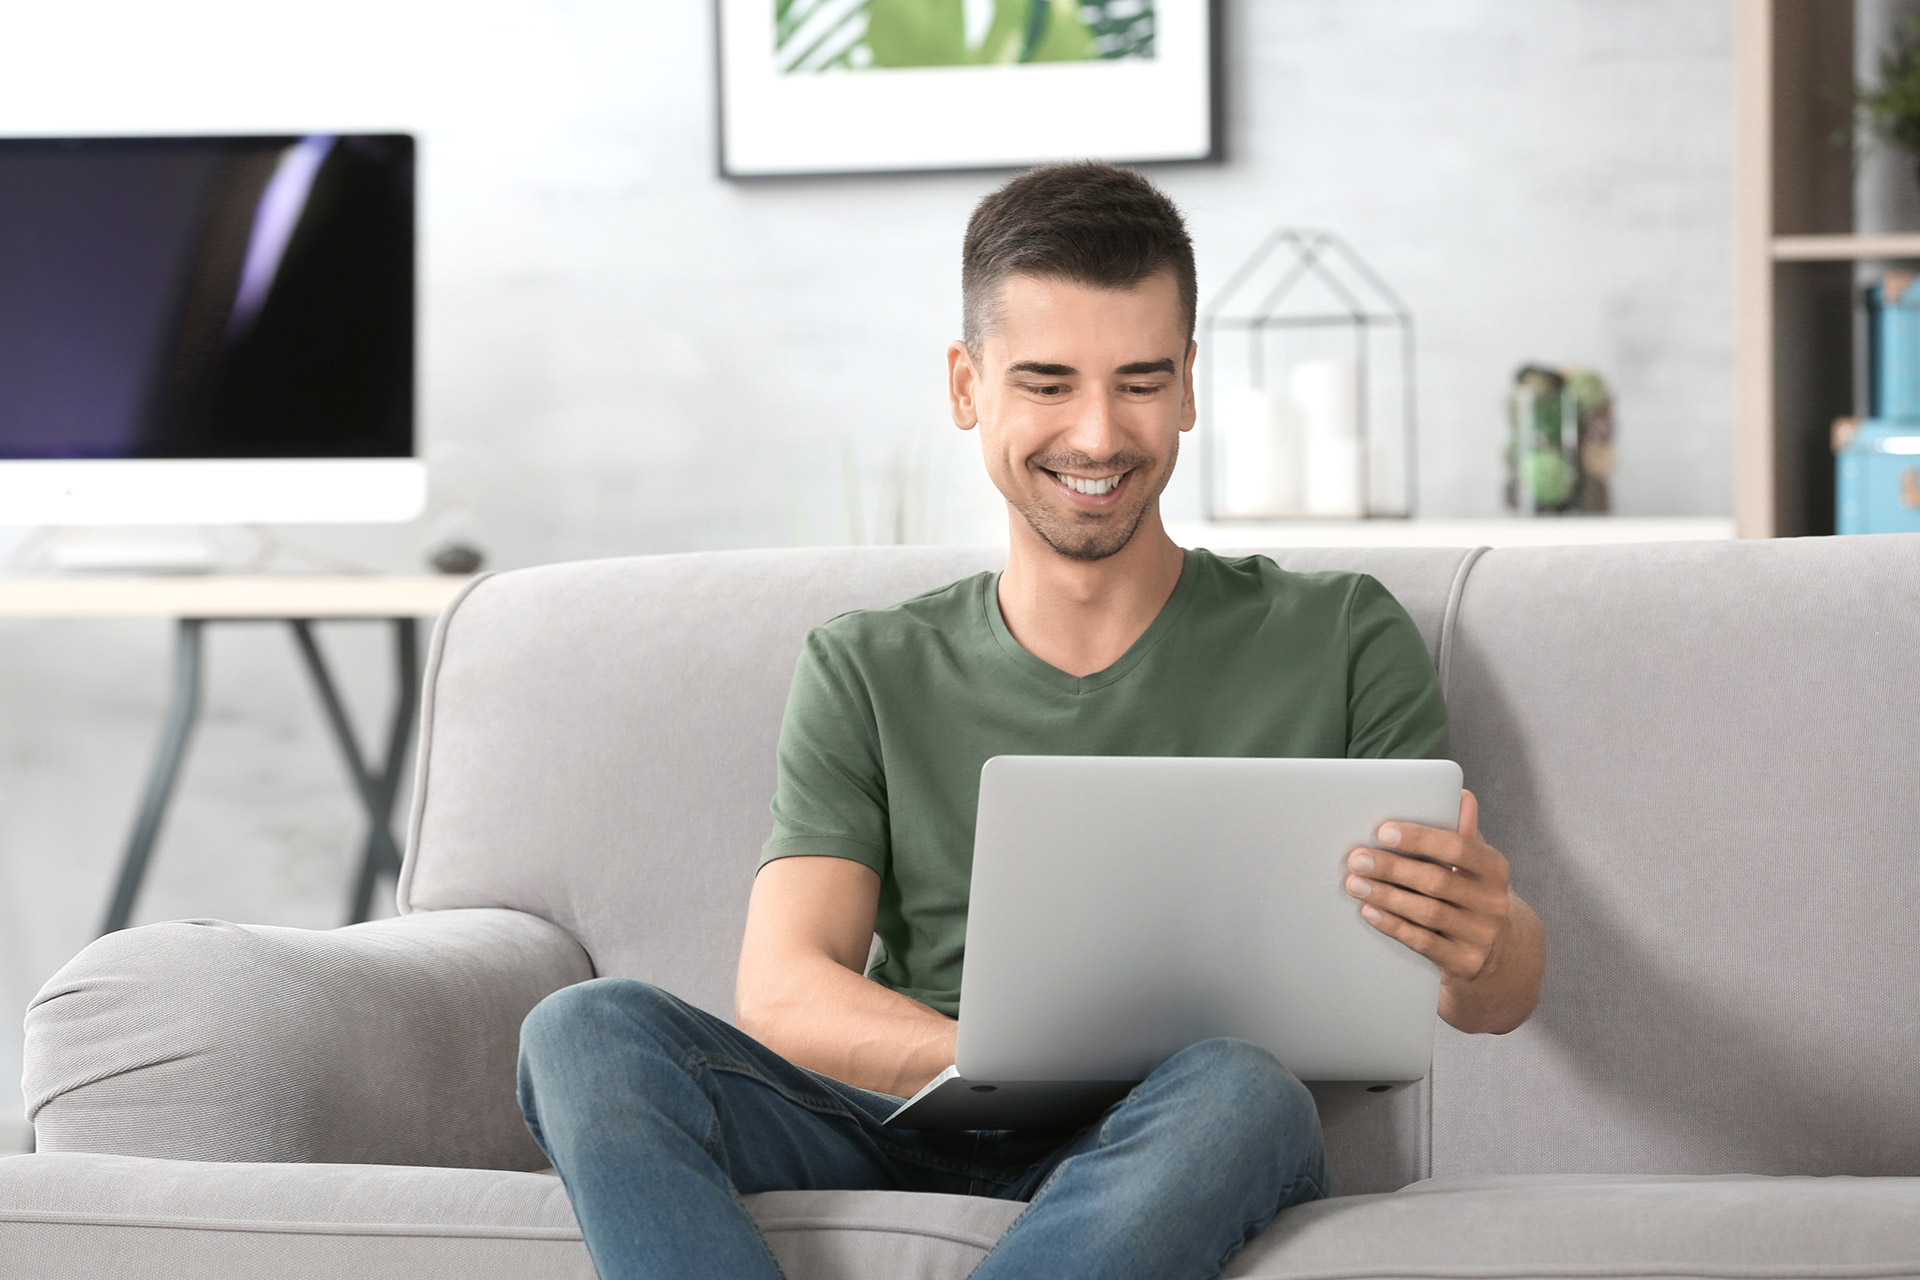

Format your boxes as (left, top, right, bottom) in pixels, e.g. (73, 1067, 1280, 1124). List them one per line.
(1345, 788, 1534, 1032)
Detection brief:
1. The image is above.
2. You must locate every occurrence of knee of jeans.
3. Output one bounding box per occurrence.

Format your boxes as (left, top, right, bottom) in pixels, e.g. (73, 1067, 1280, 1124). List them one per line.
(519, 976, 675, 1068)
(1186, 1040, 1324, 1196)
(1176, 1039, 1318, 1139)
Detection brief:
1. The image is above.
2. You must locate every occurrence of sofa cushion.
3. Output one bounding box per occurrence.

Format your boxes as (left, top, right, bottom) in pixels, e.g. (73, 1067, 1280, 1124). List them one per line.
(0, 1153, 591, 1280)
(1231, 1173, 1920, 1278)
(0, 1151, 1018, 1280)
(5, 1155, 1915, 1280)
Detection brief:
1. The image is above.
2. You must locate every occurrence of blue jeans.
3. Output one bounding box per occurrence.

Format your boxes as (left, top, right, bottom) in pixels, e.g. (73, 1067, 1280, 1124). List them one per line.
(517, 978, 1327, 1280)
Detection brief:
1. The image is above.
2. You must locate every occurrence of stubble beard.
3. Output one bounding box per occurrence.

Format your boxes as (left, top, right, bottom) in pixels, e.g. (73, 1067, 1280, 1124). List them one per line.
(1011, 439, 1175, 563)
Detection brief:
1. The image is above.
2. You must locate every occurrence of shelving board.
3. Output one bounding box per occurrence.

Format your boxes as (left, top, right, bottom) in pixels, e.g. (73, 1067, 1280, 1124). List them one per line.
(1772, 234, 1920, 261)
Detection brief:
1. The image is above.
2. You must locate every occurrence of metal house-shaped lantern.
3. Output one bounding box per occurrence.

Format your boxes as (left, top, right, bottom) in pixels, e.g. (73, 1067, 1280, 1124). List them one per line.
(1199, 229, 1417, 520)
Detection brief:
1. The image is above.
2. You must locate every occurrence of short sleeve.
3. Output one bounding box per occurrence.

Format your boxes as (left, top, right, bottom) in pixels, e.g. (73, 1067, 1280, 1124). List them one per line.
(1344, 573, 1451, 760)
(759, 627, 890, 876)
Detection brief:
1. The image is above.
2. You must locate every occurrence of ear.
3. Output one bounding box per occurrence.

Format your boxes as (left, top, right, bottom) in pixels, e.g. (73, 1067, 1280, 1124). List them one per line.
(948, 340, 979, 431)
(1179, 339, 1198, 433)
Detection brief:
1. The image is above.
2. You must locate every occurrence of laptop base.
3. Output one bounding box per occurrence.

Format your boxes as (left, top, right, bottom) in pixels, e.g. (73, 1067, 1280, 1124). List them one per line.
(882, 1066, 1136, 1131)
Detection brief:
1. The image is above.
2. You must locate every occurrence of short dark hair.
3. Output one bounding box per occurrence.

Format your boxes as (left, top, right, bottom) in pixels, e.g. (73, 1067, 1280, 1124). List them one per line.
(961, 161, 1196, 355)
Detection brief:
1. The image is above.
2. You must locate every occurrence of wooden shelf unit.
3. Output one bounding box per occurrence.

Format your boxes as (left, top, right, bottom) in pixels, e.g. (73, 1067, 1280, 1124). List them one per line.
(1735, 0, 1856, 539)
(1732, 2, 1920, 537)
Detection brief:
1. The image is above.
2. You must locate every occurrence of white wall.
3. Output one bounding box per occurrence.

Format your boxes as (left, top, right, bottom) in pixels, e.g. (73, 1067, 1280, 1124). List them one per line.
(0, 0, 1735, 1149)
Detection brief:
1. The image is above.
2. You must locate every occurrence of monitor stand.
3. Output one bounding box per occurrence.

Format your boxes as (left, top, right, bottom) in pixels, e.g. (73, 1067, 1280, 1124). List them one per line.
(38, 527, 218, 575)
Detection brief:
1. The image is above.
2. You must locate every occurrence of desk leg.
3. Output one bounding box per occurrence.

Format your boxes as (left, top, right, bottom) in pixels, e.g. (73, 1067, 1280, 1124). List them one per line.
(348, 619, 419, 923)
(100, 618, 206, 936)
(288, 619, 415, 926)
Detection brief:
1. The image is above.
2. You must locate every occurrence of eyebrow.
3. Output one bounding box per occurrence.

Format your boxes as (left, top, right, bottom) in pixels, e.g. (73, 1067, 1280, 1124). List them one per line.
(1006, 358, 1178, 377)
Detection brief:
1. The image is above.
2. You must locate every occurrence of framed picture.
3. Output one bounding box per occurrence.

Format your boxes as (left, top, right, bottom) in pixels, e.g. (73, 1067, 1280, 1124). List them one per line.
(715, 1, 1219, 178)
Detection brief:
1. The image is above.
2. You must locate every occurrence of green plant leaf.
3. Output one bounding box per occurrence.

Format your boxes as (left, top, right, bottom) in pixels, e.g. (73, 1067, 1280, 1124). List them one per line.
(1024, 0, 1095, 63)
(1849, 15, 1920, 155)
(865, 0, 967, 67)
(1524, 450, 1578, 507)
(865, 0, 1033, 67)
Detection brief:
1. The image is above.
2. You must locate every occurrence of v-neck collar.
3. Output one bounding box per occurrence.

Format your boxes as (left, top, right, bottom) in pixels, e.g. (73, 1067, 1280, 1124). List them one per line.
(981, 546, 1201, 695)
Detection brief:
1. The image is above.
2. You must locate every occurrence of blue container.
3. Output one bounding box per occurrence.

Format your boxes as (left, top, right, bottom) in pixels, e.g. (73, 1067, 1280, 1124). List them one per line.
(1836, 418, 1920, 535)
(1869, 274, 1920, 418)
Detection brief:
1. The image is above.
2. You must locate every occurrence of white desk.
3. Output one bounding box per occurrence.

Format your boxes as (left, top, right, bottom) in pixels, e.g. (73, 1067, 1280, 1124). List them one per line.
(0, 574, 471, 618)
(0, 575, 475, 933)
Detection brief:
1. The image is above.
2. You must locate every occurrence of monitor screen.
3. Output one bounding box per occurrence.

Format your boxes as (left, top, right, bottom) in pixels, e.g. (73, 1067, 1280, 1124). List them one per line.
(0, 134, 414, 462)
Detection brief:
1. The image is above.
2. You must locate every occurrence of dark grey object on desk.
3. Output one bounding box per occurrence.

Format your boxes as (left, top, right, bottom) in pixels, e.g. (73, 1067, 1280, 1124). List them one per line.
(429, 543, 485, 575)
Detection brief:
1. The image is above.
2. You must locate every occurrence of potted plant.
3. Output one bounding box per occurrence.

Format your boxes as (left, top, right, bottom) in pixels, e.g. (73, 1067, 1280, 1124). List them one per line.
(1847, 16, 1920, 189)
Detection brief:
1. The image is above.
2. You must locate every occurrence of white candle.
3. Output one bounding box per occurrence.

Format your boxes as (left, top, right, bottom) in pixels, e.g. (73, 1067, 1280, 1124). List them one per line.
(1291, 357, 1362, 516)
(1214, 387, 1304, 516)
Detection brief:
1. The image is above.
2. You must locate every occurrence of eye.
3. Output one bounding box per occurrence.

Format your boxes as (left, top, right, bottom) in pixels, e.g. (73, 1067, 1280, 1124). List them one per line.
(1023, 383, 1067, 397)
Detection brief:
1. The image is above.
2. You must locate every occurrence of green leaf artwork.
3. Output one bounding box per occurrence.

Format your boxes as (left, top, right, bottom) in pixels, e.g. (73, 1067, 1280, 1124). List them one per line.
(774, 0, 1155, 74)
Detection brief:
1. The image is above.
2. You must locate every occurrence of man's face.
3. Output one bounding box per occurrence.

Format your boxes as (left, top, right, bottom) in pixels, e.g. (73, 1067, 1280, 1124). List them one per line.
(949, 271, 1196, 562)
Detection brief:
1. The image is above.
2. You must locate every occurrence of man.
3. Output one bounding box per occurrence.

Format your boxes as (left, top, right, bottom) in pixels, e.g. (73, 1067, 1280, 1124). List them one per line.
(517, 162, 1547, 1280)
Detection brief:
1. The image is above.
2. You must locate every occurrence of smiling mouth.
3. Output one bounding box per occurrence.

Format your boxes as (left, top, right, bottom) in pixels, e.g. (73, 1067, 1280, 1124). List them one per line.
(1045, 467, 1131, 499)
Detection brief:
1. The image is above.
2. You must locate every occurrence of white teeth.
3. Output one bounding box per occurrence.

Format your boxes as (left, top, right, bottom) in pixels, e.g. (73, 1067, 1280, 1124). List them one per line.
(1053, 471, 1122, 496)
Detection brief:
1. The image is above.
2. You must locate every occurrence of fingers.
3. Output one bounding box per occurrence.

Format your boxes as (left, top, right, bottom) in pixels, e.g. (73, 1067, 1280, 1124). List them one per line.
(1357, 901, 1475, 977)
(1371, 819, 1458, 865)
(1348, 846, 1509, 933)
(1370, 820, 1507, 884)
(1348, 846, 1460, 902)
(1357, 894, 1505, 984)
(1352, 789, 1508, 984)
(1347, 868, 1470, 934)
(1348, 838, 1511, 985)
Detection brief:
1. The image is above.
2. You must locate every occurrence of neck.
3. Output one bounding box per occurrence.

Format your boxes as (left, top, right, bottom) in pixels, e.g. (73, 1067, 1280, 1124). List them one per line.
(996, 504, 1188, 679)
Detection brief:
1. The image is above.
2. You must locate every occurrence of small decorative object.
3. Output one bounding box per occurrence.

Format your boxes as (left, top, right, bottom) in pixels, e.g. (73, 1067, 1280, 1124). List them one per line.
(1503, 365, 1615, 515)
(1865, 270, 1920, 417)
(1199, 228, 1416, 519)
(714, 0, 1216, 177)
(1834, 417, 1920, 535)
(1845, 15, 1920, 195)
(428, 542, 484, 575)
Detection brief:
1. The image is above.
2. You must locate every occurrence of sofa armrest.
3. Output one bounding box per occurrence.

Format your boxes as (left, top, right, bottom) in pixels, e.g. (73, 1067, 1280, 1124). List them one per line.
(23, 908, 592, 1170)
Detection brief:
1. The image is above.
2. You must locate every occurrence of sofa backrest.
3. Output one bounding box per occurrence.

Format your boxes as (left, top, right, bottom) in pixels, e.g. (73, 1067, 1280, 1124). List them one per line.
(400, 534, 1920, 1190)
(400, 543, 1476, 1194)
(1432, 532, 1920, 1180)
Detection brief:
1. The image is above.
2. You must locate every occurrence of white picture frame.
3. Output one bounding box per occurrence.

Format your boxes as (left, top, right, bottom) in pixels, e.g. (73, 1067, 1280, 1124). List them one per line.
(715, 1, 1219, 178)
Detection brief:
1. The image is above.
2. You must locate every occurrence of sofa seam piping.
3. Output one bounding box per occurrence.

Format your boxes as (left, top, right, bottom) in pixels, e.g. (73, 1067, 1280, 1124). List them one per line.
(1436, 544, 1488, 703)
(0, 1209, 580, 1241)
(0, 1209, 1006, 1253)
(396, 570, 495, 916)
(1426, 542, 1488, 1185)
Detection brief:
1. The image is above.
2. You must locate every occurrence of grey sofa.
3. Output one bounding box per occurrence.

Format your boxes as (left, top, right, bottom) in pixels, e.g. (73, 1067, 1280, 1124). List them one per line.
(5, 536, 1919, 1280)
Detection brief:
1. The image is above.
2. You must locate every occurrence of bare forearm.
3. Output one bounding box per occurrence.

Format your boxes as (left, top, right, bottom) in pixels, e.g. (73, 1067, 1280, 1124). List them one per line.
(738, 953, 957, 1097)
(1439, 894, 1544, 1035)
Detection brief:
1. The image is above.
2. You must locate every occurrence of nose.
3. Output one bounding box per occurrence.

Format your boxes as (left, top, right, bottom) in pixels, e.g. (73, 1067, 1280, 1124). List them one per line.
(1065, 386, 1123, 460)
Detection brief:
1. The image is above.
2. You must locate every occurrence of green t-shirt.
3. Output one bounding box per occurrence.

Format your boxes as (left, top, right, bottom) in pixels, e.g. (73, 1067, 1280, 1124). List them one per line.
(757, 545, 1450, 1018)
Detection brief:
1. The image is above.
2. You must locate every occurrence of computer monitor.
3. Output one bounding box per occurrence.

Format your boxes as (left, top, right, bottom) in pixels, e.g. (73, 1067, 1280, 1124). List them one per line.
(0, 133, 424, 525)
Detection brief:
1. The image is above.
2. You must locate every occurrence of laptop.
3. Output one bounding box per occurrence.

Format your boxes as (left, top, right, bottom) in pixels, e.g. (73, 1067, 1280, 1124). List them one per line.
(881, 754, 1464, 1131)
